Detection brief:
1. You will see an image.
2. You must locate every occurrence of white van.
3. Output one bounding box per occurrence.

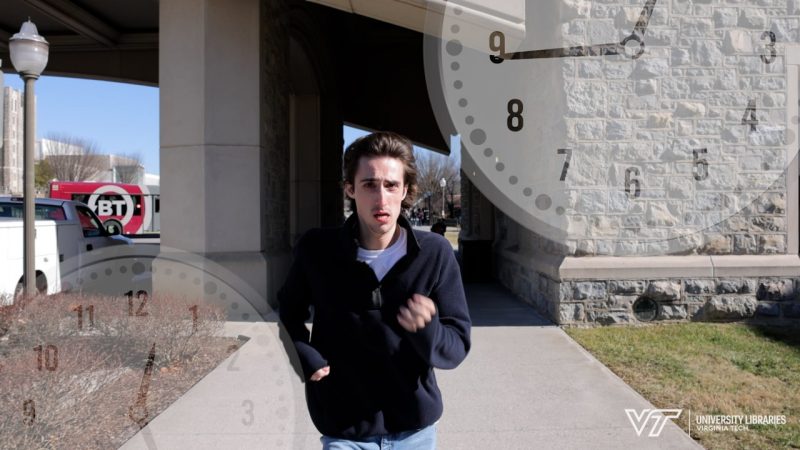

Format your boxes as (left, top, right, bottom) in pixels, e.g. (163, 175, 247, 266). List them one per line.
(0, 197, 133, 304)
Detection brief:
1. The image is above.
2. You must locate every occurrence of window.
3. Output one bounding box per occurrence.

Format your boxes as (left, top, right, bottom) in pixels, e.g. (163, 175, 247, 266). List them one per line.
(75, 205, 105, 238)
(0, 203, 67, 221)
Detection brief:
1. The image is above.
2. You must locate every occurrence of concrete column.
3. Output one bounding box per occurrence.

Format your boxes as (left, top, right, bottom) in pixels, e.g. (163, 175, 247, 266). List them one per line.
(156, 0, 290, 317)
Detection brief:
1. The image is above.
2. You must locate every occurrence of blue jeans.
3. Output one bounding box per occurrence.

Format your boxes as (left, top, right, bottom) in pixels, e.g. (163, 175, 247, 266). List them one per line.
(320, 423, 436, 450)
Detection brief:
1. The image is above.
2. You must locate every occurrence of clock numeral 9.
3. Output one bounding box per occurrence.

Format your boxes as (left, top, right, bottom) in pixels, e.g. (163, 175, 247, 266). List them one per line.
(557, 148, 572, 181)
(23, 399, 35, 425)
(693, 148, 709, 181)
(761, 30, 777, 65)
(507, 99, 523, 132)
(742, 99, 759, 132)
(489, 31, 506, 64)
(625, 167, 641, 199)
(34, 344, 58, 371)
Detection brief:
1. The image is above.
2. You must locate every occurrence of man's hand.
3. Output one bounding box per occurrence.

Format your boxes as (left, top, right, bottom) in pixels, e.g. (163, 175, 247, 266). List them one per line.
(397, 293, 437, 332)
(310, 365, 330, 381)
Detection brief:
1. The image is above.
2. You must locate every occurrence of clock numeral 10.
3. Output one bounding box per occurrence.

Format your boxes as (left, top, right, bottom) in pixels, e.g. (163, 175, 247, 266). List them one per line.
(507, 99, 523, 132)
(23, 399, 35, 425)
(693, 148, 709, 181)
(625, 167, 641, 199)
(34, 344, 58, 371)
(742, 99, 759, 132)
(761, 30, 777, 65)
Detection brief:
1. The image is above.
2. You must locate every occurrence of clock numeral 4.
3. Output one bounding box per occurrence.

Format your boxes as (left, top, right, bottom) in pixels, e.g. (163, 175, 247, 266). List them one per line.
(693, 148, 709, 181)
(742, 99, 759, 132)
(507, 99, 523, 132)
(625, 167, 641, 199)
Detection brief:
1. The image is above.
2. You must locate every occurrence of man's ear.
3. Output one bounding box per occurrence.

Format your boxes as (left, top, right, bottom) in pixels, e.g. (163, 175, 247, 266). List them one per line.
(402, 185, 408, 199)
(344, 183, 355, 199)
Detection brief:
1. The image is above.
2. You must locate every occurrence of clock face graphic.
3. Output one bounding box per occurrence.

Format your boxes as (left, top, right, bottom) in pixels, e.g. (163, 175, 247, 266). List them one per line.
(424, 0, 797, 256)
(1, 244, 300, 449)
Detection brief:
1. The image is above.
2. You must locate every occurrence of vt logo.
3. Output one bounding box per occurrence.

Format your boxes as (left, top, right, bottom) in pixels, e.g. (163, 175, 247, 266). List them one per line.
(625, 409, 683, 437)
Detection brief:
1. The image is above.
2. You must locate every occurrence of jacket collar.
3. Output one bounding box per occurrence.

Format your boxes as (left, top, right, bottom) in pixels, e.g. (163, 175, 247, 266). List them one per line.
(339, 212, 421, 260)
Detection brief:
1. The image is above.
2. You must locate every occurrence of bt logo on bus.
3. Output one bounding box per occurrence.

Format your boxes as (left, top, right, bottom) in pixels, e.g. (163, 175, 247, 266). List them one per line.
(97, 199, 127, 216)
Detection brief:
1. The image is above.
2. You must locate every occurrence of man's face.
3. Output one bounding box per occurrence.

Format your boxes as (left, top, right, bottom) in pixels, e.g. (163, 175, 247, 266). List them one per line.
(345, 156, 408, 247)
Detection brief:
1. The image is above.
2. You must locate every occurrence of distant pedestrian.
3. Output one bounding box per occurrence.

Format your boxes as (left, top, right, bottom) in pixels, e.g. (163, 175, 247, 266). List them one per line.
(431, 220, 446, 236)
(278, 131, 471, 449)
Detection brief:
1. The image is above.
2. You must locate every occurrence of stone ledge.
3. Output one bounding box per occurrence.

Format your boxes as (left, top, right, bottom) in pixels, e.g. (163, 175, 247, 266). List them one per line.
(498, 249, 800, 281)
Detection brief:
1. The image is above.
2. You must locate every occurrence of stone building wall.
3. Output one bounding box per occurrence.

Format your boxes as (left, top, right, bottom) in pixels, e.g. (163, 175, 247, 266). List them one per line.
(1, 87, 23, 195)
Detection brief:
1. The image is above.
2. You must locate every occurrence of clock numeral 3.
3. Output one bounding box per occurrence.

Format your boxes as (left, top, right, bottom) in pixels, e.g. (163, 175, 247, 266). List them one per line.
(507, 99, 523, 132)
(761, 30, 777, 65)
(693, 148, 709, 181)
(625, 167, 641, 199)
(742, 99, 759, 132)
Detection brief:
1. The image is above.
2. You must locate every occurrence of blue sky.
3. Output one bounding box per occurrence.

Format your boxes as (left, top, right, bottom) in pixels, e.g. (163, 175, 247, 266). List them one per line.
(2, 74, 458, 177)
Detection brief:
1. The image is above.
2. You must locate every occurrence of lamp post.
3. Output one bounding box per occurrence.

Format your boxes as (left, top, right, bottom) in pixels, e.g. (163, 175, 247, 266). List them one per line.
(439, 178, 446, 219)
(10, 20, 49, 298)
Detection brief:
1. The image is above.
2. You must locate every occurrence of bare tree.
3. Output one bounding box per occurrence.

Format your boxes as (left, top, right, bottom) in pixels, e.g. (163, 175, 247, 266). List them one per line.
(413, 149, 460, 219)
(114, 152, 144, 184)
(42, 132, 106, 182)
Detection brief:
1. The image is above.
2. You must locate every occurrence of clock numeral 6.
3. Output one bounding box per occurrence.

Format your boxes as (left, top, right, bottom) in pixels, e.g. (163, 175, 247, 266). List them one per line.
(557, 148, 572, 181)
(507, 99, 523, 132)
(625, 167, 641, 199)
(761, 30, 777, 65)
(742, 99, 759, 132)
(693, 148, 709, 181)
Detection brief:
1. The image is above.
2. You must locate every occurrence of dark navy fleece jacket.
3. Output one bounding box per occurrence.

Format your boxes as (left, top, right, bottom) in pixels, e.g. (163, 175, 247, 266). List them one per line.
(278, 213, 471, 439)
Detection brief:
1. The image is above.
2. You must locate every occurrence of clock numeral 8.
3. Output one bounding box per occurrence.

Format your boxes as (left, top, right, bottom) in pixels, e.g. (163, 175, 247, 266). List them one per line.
(625, 167, 641, 199)
(693, 148, 709, 181)
(761, 30, 777, 65)
(507, 99, 523, 132)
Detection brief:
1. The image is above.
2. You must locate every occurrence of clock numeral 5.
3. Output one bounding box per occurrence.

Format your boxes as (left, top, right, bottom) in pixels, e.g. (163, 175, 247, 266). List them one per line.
(693, 148, 709, 181)
(625, 167, 642, 199)
(507, 99, 523, 132)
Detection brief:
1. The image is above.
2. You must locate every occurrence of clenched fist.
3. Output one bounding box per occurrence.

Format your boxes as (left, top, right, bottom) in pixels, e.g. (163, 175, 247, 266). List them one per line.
(310, 365, 330, 381)
(397, 293, 437, 332)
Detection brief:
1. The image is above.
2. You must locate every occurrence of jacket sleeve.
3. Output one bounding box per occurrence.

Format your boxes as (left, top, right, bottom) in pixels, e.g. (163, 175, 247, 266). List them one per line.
(277, 230, 329, 381)
(404, 239, 471, 369)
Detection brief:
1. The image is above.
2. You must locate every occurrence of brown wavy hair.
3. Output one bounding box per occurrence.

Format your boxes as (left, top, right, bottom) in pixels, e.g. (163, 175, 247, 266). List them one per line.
(343, 131, 418, 213)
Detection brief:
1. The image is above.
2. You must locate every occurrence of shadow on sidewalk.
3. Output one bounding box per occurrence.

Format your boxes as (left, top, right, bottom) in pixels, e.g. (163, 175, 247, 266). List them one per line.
(464, 282, 554, 327)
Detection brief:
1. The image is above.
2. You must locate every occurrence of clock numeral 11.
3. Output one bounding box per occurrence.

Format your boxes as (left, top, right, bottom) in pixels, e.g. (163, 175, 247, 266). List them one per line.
(72, 304, 94, 330)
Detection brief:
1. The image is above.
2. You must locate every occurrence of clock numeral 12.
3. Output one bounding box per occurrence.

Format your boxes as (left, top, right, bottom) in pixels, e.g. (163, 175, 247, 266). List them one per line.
(507, 99, 523, 132)
(625, 167, 642, 199)
(742, 99, 759, 132)
(693, 148, 709, 181)
(125, 290, 149, 317)
(557, 148, 572, 181)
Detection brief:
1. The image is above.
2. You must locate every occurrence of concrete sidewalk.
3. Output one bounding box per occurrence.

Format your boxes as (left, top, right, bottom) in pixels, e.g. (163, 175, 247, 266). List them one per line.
(121, 283, 701, 450)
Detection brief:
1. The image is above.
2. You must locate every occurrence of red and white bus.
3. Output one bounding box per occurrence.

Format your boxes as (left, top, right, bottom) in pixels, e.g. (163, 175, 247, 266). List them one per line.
(49, 181, 160, 235)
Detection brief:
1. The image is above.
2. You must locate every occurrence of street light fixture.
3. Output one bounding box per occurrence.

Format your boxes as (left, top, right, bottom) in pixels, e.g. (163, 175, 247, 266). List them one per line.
(439, 177, 446, 220)
(10, 19, 49, 298)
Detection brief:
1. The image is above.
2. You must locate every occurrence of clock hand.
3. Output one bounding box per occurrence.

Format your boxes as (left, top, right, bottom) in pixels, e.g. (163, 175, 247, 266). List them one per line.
(489, 0, 657, 63)
(129, 342, 156, 428)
